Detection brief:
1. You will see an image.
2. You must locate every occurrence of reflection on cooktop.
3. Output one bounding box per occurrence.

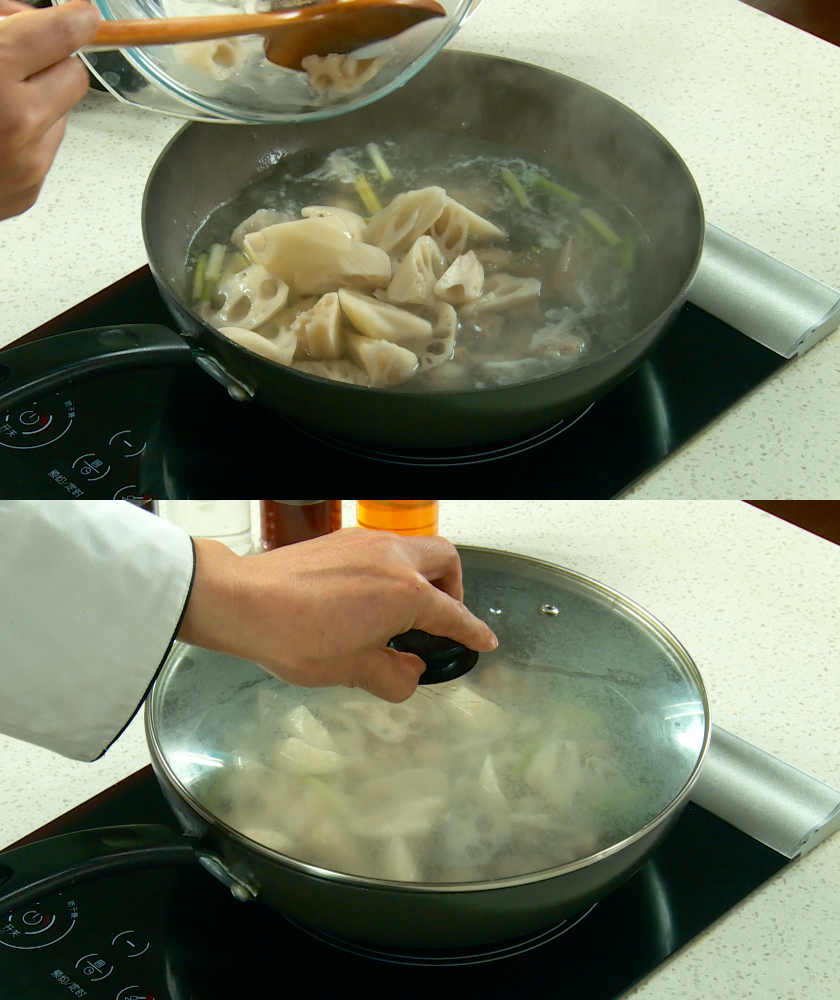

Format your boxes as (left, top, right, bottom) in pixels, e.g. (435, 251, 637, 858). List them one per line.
(283, 403, 598, 466)
(283, 904, 600, 965)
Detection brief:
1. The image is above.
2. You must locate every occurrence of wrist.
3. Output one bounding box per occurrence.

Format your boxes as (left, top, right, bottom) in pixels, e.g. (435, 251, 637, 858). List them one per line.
(177, 537, 246, 655)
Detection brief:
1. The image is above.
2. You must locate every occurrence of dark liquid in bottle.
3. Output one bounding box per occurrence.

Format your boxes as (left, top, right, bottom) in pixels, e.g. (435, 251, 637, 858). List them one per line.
(260, 500, 342, 549)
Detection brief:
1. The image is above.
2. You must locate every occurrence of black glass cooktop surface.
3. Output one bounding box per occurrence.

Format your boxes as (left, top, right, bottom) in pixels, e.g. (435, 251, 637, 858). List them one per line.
(0, 768, 788, 1000)
(0, 268, 786, 498)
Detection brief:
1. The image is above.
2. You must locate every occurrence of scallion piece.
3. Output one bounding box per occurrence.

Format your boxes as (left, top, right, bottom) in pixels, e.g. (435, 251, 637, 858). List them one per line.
(205, 242, 227, 283)
(365, 142, 393, 182)
(353, 175, 382, 214)
(619, 235, 636, 270)
(191, 253, 207, 302)
(580, 208, 622, 246)
(532, 175, 582, 203)
(501, 167, 532, 209)
(304, 775, 345, 809)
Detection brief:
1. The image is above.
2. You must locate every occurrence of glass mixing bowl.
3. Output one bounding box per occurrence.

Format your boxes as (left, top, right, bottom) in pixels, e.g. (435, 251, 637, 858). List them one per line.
(57, 0, 481, 122)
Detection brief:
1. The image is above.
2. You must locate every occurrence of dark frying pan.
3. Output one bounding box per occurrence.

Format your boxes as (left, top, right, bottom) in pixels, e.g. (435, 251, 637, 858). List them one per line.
(0, 52, 703, 450)
(141, 50, 703, 448)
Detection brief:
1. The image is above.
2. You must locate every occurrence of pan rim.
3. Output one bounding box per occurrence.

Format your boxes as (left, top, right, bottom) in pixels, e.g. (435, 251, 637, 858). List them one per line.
(146, 543, 712, 895)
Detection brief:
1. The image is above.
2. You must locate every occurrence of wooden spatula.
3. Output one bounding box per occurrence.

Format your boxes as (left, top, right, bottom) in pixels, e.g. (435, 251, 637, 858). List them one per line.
(86, 0, 447, 72)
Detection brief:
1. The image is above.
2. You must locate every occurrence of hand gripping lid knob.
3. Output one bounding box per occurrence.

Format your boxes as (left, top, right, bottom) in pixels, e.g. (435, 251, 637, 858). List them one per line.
(388, 629, 479, 684)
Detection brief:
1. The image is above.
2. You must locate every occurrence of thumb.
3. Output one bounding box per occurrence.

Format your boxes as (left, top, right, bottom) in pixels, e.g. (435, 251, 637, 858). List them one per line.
(349, 647, 426, 704)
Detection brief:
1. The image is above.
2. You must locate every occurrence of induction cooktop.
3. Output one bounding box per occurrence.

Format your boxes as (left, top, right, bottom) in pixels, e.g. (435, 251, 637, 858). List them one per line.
(0, 766, 790, 1000)
(0, 267, 787, 498)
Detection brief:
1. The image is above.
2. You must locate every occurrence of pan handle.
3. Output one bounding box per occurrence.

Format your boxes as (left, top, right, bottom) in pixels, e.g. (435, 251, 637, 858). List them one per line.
(0, 824, 197, 912)
(0, 325, 195, 412)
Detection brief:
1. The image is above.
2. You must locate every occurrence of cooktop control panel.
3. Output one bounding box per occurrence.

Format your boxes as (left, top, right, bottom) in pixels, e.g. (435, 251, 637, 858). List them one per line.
(1, 879, 163, 1000)
(0, 370, 171, 502)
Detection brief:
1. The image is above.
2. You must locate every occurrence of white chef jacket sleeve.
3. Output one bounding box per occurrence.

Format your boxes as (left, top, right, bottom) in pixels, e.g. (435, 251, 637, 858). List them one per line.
(0, 501, 195, 762)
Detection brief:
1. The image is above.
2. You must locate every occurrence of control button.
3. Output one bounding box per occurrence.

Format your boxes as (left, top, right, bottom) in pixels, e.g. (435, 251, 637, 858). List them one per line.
(111, 930, 150, 958)
(0, 898, 78, 949)
(108, 429, 146, 459)
(1, 393, 75, 450)
(112, 487, 154, 507)
(71, 452, 112, 482)
(115, 987, 158, 1000)
(75, 952, 114, 982)
(17, 410, 47, 427)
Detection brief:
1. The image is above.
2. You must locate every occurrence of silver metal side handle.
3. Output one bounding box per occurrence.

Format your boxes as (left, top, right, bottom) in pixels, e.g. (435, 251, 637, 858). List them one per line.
(691, 725, 840, 858)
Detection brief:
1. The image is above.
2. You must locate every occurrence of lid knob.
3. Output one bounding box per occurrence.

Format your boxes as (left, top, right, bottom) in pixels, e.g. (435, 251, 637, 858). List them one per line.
(388, 630, 479, 684)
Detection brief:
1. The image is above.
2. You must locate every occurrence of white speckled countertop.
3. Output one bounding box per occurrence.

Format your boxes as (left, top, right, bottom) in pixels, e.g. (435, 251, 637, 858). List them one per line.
(2, 501, 839, 998)
(0, 0, 838, 497)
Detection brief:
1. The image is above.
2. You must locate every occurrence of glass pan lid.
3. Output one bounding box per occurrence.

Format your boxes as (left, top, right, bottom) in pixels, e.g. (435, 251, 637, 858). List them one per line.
(149, 547, 709, 884)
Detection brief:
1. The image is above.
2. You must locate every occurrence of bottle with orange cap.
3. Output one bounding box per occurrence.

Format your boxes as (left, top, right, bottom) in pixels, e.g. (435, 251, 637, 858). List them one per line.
(356, 500, 439, 536)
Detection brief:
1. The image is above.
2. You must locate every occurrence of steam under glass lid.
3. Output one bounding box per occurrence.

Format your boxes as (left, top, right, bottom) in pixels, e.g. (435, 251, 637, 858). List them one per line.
(148, 546, 709, 884)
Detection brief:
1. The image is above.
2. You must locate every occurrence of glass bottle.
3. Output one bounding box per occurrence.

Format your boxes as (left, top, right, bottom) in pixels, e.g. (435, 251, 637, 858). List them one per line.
(356, 500, 439, 536)
(260, 500, 342, 550)
(166, 500, 253, 555)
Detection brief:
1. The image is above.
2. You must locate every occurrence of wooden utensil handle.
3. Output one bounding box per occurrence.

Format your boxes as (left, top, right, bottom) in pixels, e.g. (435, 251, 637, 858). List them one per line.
(90, 13, 294, 49)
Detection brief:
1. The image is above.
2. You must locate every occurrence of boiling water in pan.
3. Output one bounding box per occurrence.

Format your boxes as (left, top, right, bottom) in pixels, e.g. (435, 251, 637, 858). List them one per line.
(187, 135, 660, 391)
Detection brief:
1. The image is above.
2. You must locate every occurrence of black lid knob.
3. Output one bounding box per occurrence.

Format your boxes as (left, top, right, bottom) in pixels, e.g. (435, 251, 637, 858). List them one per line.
(388, 630, 479, 684)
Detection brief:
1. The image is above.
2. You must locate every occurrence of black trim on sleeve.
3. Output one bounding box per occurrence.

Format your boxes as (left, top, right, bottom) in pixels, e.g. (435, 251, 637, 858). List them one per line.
(94, 537, 199, 761)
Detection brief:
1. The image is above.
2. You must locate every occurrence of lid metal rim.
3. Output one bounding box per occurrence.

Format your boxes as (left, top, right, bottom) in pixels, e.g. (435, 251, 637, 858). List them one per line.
(146, 544, 711, 893)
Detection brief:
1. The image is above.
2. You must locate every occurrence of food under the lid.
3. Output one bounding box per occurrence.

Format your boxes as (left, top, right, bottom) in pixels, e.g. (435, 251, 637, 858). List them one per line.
(194, 652, 675, 883)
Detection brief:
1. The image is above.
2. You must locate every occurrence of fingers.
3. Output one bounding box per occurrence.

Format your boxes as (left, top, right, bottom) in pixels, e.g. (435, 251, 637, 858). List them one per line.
(412, 583, 499, 654)
(25, 48, 92, 127)
(0, 1, 98, 220)
(348, 530, 496, 653)
(394, 533, 465, 602)
(377, 533, 497, 652)
(350, 648, 426, 703)
(1, 2, 100, 81)
(0, 114, 67, 219)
